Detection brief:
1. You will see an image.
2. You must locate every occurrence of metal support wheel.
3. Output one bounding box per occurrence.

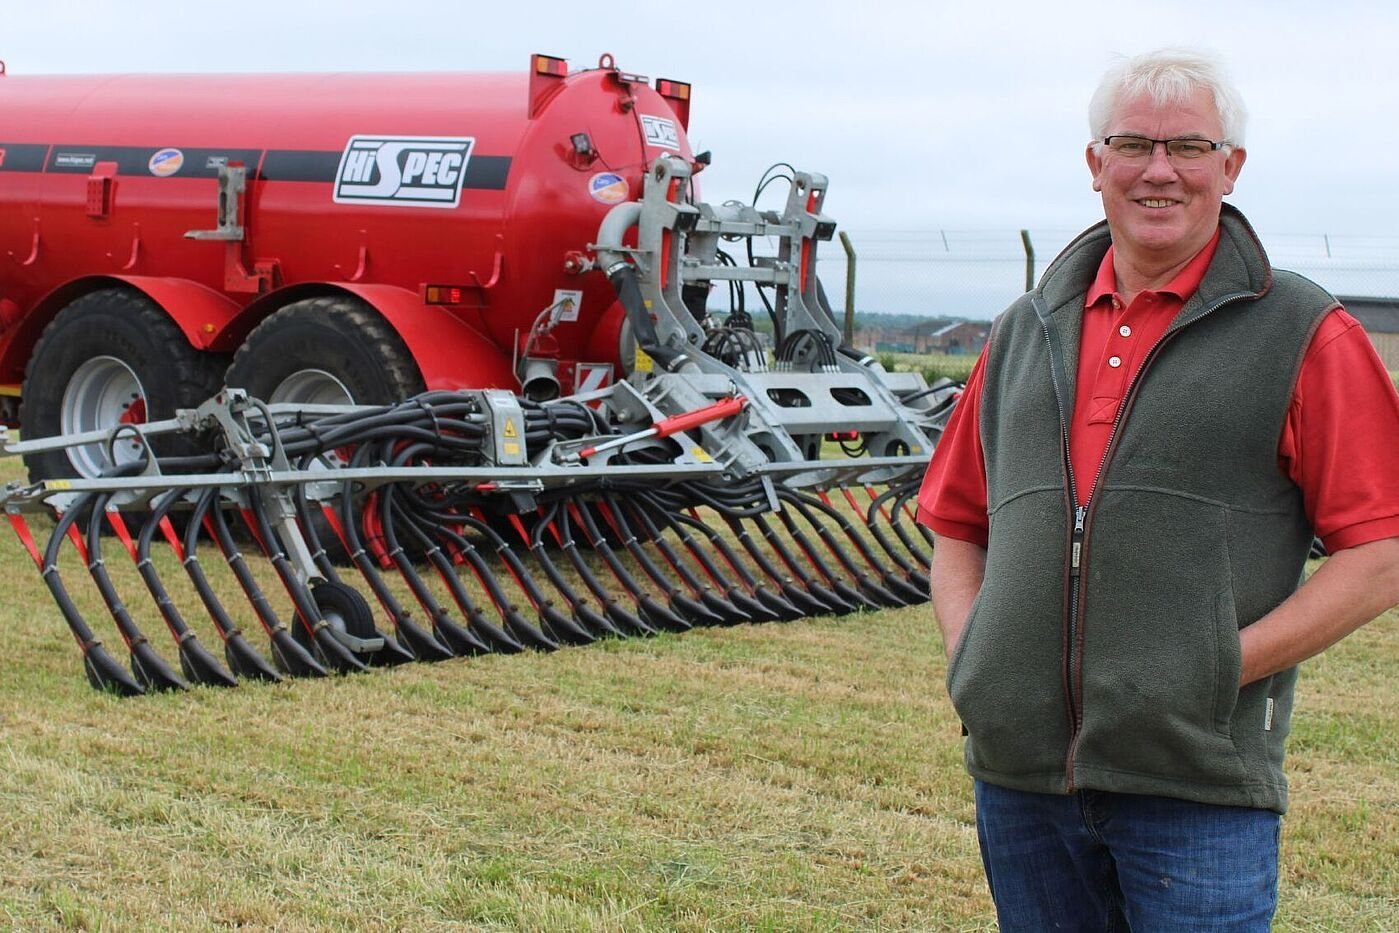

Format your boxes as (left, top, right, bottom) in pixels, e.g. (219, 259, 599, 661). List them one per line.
(292, 580, 384, 661)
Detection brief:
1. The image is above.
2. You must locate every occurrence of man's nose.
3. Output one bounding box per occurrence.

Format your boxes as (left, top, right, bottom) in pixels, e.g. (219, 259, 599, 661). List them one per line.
(1142, 143, 1178, 180)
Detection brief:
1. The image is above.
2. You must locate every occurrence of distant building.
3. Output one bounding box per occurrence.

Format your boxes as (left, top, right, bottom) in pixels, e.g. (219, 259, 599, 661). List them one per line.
(856, 324, 928, 354)
(923, 321, 991, 355)
(855, 318, 991, 355)
(1339, 296, 1399, 371)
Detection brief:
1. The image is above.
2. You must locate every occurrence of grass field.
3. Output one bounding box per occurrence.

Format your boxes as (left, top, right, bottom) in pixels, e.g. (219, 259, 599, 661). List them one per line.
(0, 454, 1395, 930)
(877, 352, 979, 389)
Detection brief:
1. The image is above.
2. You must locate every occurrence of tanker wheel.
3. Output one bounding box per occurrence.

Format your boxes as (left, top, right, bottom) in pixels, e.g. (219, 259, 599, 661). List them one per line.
(225, 296, 424, 409)
(226, 297, 424, 561)
(19, 288, 227, 483)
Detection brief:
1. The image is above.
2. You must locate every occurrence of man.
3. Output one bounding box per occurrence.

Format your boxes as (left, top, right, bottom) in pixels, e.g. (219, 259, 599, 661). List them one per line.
(918, 49, 1399, 930)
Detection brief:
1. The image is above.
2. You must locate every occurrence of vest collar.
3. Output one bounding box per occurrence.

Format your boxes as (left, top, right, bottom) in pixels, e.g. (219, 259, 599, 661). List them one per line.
(1034, 203, 1274, 323)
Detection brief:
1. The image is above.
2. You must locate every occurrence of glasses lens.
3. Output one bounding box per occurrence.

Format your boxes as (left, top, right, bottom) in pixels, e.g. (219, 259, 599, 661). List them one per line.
(1165, 138, 1216, 159)
(1107, 136, 1154, 156)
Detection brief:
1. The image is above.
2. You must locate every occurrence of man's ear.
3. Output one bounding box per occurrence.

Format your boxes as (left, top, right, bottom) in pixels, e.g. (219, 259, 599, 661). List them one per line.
(1222, 146, 1247, 196)
(1086, 143, 1105, 192)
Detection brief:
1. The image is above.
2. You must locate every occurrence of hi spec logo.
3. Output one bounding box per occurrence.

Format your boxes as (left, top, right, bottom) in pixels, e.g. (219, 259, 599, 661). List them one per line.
(640, 115, 680, 151)
(334, 136, 474, 208)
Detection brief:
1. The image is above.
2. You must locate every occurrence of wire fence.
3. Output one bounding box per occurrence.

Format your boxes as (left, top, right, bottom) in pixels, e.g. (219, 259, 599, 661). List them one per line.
(814, 228, 1399, 322)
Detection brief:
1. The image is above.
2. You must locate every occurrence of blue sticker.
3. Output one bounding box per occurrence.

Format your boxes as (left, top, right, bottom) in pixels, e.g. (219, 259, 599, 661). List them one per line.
(148, 148, 184, 177)
(589, 172, 629, 204)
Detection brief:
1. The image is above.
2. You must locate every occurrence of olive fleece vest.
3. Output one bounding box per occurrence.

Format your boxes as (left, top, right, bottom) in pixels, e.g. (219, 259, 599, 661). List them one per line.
(947, 204, 1336, 812)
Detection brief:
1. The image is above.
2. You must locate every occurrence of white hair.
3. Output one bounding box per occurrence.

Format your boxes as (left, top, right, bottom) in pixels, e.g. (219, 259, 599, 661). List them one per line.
(1089, 48, 1247, 148)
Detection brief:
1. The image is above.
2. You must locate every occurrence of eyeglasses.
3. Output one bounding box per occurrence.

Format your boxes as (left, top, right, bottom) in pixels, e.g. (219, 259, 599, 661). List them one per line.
(1102, 135, 1227, 160)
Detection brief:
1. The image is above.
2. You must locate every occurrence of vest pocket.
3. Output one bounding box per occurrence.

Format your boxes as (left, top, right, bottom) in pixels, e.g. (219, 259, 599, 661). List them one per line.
(948, 593, 1072, 778)
(1212, 587, 1243, 735)
(944, 591, 984, 692)
(948, 489, 1073, 778)
(1072, 493, 1246, 785)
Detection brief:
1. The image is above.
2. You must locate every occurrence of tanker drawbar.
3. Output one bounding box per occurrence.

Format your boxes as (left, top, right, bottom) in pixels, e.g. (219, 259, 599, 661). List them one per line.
(0, 56, 960, 694)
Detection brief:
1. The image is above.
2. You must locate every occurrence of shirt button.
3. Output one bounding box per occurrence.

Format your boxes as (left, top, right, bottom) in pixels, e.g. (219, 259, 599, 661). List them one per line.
(1112, 297, 1122, 310)
(1119, 325, 1132, 337)
(1108, 356, 1122, 368)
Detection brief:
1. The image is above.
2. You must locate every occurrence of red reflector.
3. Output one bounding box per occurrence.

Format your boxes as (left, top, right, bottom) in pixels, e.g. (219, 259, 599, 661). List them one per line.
(424, 285, 466, 305)
(656, 78, 690, 100)
(826, 431, 860, 441)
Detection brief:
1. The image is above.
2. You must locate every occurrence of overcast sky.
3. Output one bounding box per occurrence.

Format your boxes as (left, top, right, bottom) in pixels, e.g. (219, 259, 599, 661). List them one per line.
(7, 1, 1398, 315)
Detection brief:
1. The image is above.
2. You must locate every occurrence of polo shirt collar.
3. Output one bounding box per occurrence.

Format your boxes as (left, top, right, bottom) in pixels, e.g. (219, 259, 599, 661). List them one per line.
(1085, 227, 1223, 310)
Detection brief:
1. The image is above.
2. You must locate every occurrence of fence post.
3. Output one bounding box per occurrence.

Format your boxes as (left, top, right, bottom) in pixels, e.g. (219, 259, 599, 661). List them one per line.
(1021, 229, 1035, 292)
(839, 231, 856, 345)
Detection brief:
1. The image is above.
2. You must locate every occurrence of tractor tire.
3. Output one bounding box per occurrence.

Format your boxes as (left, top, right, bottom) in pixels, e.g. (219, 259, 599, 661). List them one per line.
(19, 288, 227, 483)
(227, 297, 424, 564)
(224, 296, 424, 407)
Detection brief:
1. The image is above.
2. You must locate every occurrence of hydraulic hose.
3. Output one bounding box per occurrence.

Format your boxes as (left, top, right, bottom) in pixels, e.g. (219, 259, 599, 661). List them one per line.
(595, 201, 689, 371)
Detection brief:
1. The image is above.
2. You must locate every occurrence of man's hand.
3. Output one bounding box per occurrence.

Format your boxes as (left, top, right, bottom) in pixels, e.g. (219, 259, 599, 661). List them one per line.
(929, 535, 988, 663)
(1239, 535, 1399, 685)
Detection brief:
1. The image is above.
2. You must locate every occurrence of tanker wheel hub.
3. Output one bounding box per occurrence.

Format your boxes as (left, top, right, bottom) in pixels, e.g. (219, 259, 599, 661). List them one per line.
(269, 369, 354, 406)
(61, 355, 148, 474)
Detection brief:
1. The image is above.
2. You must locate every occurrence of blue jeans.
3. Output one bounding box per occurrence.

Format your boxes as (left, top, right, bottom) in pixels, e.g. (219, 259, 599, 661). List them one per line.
(974, 781, 1281, 932)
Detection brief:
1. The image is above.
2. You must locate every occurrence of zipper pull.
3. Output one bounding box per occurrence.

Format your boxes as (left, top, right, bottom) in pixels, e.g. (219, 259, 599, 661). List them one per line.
(1071, 504, 1087, 575)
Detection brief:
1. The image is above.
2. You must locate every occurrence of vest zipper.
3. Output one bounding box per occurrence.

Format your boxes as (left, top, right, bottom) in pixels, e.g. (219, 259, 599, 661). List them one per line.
(1036, 305, 1086, 781)
(1066, 502, 1087, 773)
(1040, 289, 1255, 792)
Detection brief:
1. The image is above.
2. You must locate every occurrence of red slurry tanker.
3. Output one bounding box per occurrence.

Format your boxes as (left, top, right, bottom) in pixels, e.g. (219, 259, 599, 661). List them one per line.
(0, 54, 701, 476)
(0, 54, 957, 695)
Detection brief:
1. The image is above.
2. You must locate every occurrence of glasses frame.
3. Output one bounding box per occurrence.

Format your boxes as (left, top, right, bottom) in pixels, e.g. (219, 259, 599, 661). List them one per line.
(1101, 135, 1228, 160)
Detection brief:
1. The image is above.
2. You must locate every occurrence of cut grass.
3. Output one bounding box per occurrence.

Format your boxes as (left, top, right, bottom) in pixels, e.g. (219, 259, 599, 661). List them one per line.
(0, 455, 1394, 928)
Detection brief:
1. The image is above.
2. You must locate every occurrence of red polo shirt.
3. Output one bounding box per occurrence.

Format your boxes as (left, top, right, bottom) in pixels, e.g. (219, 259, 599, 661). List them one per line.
(916, 233, 1399, 553)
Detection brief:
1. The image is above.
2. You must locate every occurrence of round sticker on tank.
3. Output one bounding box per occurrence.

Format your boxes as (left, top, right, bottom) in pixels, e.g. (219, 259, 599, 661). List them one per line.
(148, 148, 185, 177)
(589, 172, 629, 204)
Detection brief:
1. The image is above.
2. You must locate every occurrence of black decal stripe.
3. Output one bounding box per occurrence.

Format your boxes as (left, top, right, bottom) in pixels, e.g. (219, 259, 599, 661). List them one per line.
(3, 144, 512, 190)
(260, 150, 340, 182)
(462, 155, 510, 191)
(49, 147, 127, 173)
(0, 143, 52, 172)
(45, 145, 262, 178)
(264, 150, 511, 190)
